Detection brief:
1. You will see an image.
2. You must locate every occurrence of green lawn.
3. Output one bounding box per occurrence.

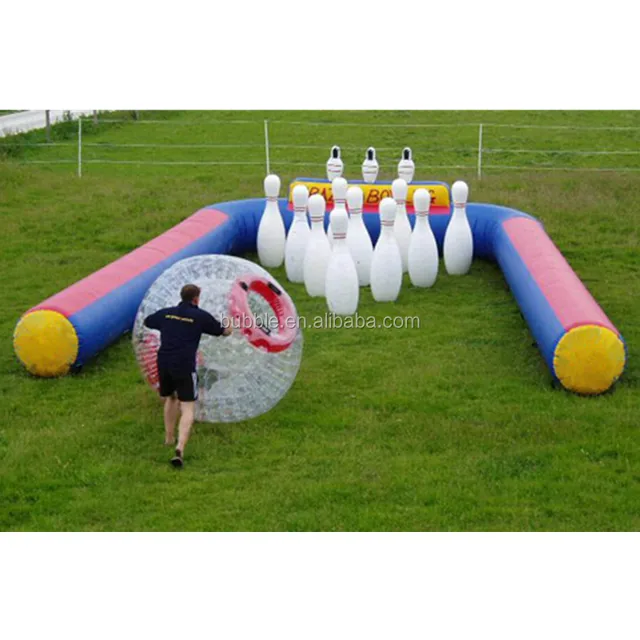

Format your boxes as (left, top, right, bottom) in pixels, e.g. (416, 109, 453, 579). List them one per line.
(1, 110, 639, 531)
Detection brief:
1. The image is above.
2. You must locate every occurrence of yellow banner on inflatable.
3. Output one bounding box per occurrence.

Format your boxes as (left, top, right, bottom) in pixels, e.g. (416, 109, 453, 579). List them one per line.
(288, 180, 451, 213)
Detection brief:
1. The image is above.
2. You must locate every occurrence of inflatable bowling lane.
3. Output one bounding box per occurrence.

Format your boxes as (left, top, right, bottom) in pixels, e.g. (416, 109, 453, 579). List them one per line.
(14, 175, 626, 394)
(289, 178, 626, 394)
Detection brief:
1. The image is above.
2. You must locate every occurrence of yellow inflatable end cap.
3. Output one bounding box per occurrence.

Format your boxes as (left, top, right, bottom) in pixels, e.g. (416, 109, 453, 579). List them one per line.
(13, 310, 79, 377)
(553, 324, 625, 395)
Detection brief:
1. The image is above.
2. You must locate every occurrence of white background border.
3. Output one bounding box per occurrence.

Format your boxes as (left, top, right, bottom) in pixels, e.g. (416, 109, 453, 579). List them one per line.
(1, 534, 638, 639)
(2, 1, 639, 109)
(2, 1, 638, 638)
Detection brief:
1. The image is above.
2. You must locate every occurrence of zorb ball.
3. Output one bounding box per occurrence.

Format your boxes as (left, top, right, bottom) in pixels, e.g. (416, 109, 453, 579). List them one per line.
(132, 255, 303, 423)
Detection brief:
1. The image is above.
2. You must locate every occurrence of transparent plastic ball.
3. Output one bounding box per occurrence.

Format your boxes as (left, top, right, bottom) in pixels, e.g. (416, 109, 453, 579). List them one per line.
(132, 255, 303, 423)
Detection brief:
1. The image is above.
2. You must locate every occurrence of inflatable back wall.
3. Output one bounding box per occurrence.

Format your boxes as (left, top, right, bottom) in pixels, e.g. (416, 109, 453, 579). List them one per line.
(288, 178, 452, 214)
(13, 178, 626, 395)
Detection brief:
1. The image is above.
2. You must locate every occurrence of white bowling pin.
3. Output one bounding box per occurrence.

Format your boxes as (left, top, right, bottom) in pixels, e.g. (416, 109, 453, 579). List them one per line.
(370, 197, 403, 302)
(392, 178, 411, 273)
(257, 174, 285, 268)
(362, 147, 379, 183)
(398, 147, 415, 183)
(326, 145, 344, 181)
(285, 184, 311, 283)
(443, 180, 473, 275)
(327, 176, 348, 248)
(325, 204, 359, 315)
(346, 186, 373, 286)
(303, 194, 332, 297)
(408, 188, 439, 288)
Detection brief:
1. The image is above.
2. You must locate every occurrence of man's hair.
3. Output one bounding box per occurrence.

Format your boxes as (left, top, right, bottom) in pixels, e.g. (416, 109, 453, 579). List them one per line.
(180, 284, 201, 303)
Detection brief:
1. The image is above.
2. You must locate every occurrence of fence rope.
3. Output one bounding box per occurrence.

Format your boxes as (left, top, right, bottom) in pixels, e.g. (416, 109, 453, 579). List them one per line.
(84, 117, 640, 132)
(482, 165, 640, 172)
(13, 159, 640, 172)
(94, 118, 263, 126)
(483, 149, 640, 155)
(0, 142, 481, 153)
(84, 160, 266, 166)
(4, 143, 640, 156)
(83, 161, 476, 170)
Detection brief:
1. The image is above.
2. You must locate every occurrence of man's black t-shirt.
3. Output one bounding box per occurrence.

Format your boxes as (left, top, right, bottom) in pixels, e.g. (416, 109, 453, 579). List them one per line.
(144, 301, 224, 373)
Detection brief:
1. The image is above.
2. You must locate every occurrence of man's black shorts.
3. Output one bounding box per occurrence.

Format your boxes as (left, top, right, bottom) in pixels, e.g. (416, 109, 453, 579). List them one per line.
(158, 368, 199, 402)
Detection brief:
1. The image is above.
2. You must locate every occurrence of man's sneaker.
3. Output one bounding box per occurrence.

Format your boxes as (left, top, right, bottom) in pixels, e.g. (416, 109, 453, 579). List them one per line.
(171, 449, 183, 468)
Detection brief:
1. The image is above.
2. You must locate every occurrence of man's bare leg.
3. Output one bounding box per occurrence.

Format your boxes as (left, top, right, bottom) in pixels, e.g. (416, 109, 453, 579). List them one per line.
(176, 402, 195, 454)
(163, 394, 180, 445)
(171, 402, 195, 467)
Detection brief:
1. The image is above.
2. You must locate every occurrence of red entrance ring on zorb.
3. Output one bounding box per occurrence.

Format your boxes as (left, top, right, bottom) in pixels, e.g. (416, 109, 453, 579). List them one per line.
(229, 274, 297, 354)
(229, 273, 298, 353)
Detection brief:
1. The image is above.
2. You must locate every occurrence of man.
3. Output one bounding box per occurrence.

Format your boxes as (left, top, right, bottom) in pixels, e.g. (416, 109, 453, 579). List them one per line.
(144, 284, 232, 468)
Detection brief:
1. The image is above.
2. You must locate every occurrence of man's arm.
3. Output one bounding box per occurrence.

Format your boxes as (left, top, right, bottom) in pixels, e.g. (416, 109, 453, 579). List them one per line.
(202, 312, 231, 337)
(144, 309, 165, 331)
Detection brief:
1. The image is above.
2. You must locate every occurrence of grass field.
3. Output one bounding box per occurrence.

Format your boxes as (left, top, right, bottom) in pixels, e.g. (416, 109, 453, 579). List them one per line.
(1, 110, 639, 531)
